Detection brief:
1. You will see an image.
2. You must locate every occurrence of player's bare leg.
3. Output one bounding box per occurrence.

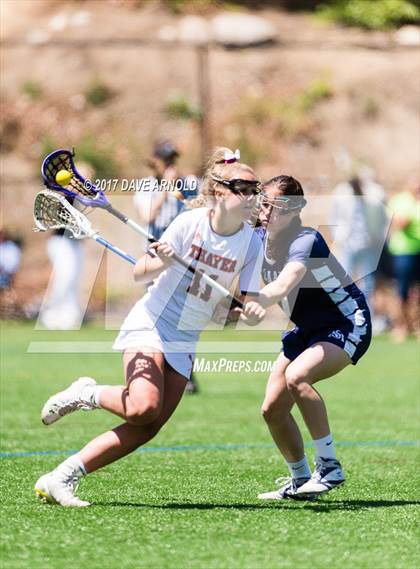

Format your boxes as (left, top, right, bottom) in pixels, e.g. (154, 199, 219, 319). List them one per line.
(258, 353, 312, 500)
(42, 349, 167, 425)
(78, 363, 186, 472)
(261, 353, 304, 461)
(97, 349, 166, 424)
(284, 342, 350, 438)
(35, 357, 187, 506)
(284, 342, 351, 496)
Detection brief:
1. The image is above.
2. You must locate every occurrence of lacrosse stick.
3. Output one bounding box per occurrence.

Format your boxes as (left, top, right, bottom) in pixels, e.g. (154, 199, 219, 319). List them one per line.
(41, 149, 244, 306)
(34, 190, 137, 265)
(34, 191, 246, 310)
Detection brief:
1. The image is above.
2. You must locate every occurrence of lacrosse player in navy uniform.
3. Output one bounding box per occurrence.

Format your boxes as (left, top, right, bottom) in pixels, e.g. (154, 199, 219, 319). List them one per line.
(252, 175, 372, 500)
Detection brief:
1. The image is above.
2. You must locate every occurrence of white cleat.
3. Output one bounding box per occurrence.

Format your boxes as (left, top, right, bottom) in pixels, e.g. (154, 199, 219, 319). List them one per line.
(41, 377, 98, 426)
(295, 458, 345, 497)
(258, 476, 316, 501)
(34, 472, 90, 508)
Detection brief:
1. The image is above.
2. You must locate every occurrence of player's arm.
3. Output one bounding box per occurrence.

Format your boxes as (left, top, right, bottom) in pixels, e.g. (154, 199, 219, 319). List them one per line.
(388, 197, 412, 231)
(133, 242, 174, 283)
(239, 293, 266, 326)
(211, 292, 260, 325)
(234, 234, 266, 325)
(391, 212, 411, 230)
(134, 211, 188, 283)
(258, 261, 307, 308)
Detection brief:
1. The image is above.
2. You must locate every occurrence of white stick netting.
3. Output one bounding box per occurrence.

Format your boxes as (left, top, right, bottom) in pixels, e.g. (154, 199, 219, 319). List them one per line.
(33, 191, 93, 239)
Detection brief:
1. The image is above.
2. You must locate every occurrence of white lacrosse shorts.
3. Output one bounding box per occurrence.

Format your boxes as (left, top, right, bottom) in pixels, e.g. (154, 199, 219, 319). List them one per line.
(113, 306, 195, 380)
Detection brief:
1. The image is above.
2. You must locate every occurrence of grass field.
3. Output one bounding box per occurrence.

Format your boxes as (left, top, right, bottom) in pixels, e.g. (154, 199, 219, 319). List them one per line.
(1, 322, 419, 569)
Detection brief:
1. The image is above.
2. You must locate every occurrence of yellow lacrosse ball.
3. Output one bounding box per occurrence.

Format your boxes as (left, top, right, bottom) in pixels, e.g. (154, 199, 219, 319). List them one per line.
(55, 169, 72, 186)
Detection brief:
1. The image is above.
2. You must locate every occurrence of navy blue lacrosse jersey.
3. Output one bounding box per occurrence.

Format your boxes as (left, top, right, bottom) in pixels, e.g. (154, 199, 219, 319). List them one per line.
(256, 223, 369, 330)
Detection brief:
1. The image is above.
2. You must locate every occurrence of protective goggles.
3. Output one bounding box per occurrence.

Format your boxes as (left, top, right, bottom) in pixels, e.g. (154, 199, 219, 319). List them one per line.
(211, 175, 261, 197)
(259, 193, 307, 214)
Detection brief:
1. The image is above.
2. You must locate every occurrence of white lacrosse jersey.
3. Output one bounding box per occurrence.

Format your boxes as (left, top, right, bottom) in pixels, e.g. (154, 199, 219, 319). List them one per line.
(119, 208, 263, 344)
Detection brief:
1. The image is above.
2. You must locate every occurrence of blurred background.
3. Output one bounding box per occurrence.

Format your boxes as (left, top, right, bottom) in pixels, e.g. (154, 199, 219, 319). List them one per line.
(0, 0, 419, 338)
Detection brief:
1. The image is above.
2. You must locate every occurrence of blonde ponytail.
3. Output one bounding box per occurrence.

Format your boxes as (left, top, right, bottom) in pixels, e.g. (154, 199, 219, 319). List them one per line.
(201, 147, 234, 196)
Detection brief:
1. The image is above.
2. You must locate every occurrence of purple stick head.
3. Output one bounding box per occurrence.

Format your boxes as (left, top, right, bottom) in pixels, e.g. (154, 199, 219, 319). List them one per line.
(41, 149, 110, 208)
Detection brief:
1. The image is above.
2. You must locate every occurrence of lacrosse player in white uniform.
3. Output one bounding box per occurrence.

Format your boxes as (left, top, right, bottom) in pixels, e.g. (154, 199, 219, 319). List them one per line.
(35, 147, 265, 507)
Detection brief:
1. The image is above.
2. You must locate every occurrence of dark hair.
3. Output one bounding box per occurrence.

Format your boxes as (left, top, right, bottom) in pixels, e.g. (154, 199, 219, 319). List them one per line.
(263, 175, 304, 197)
(153, 140, 179, 164)
(261, 175, 305, 236)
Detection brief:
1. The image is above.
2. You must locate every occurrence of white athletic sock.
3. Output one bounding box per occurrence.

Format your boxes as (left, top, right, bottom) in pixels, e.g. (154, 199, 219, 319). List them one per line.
(81, 384, 107, 408)
(313, 434, 336, 460)
(286, 456, 311, 480)
(92, 385, 106, 408)
(55, 454, 87, 478)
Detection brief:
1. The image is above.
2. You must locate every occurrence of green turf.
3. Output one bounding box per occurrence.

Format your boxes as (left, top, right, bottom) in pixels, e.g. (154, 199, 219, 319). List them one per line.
(1, 322, 419, 569)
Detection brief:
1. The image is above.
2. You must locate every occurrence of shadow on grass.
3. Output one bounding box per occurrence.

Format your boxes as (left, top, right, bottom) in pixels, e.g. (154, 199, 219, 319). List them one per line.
(292, 499, 420, 512)
(94, 499, 420, 511)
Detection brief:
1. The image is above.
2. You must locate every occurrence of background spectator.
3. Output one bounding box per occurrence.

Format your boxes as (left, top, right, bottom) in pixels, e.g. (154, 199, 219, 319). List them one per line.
(387, 177, 420, 342)
(0, 228, 23, 316)
(330, 170, 388, 330)
(38, 220, 84, 330)
(134, 140, 198, 240)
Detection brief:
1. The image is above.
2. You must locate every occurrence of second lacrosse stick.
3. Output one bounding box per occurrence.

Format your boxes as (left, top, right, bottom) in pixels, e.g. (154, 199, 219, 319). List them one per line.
(34, 190, 137, 265)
